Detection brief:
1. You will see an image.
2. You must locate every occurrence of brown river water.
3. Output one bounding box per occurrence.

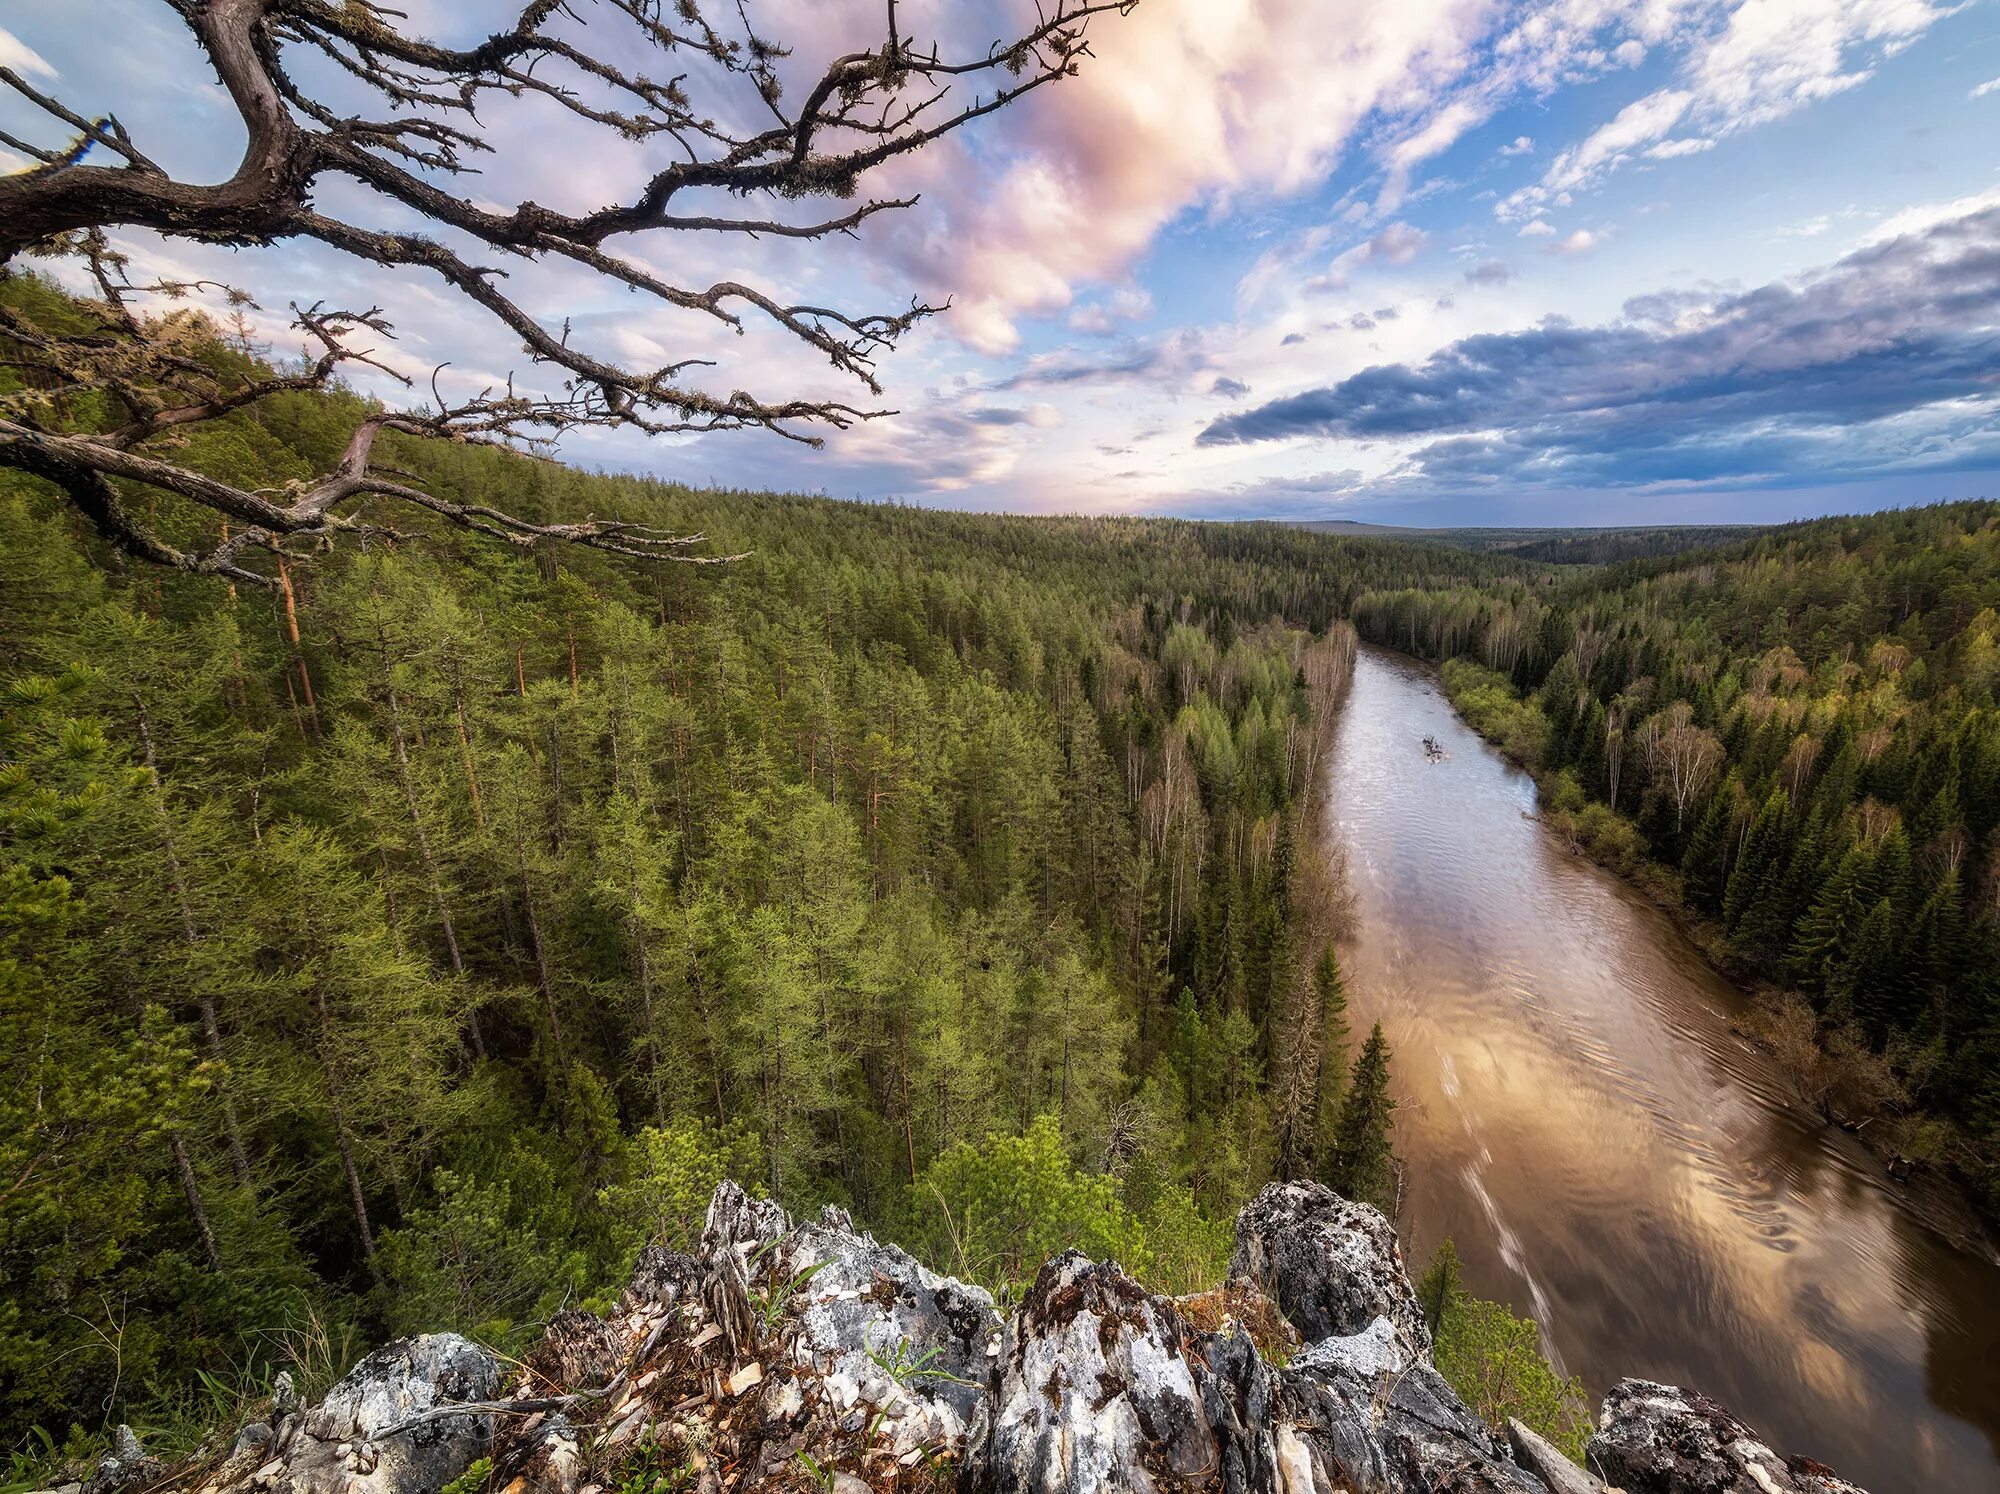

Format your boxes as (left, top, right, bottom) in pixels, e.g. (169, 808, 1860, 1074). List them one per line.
(1325, 646, 2000, 1494)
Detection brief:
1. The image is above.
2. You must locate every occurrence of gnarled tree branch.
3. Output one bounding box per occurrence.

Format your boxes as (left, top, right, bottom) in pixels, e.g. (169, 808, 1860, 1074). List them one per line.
(0, 0, 1135, 577)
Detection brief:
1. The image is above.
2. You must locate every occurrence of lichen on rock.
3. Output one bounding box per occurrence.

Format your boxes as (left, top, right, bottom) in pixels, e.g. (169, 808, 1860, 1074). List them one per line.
(126, 1180, 1873, 1494)
(1589, 1379, 1871, 1494)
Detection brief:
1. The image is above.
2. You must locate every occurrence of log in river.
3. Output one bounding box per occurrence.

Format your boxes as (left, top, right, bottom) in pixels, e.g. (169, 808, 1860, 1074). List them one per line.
(1326, 645, 2000, 1494)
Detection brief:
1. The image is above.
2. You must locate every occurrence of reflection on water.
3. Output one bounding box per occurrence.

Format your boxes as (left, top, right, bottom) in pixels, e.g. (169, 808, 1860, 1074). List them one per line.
(1327, 647, 2000, 1494)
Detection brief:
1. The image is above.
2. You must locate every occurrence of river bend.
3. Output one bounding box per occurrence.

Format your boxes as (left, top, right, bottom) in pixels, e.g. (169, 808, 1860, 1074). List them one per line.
(1326, 646, 2000, 1494)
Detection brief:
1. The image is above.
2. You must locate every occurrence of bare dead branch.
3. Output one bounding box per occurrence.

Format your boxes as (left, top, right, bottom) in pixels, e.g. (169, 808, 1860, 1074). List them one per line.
(0, 0, 1136, 578)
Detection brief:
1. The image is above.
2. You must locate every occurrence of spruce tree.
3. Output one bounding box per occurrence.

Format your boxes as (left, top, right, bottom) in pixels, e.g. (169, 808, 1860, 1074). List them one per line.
(1313, 947, 1354, 1173)
(1328, 1023, 1396, 1214)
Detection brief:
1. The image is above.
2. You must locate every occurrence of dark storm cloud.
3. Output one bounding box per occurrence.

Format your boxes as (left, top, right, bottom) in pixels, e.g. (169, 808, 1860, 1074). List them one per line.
(995, 329, 1212, 392)
(996, 344, 1164, 389)
(1197, 205, 2000, 490)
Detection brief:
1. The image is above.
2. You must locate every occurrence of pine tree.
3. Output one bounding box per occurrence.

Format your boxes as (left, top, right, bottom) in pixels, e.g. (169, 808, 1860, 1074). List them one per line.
(1722, 787, 1788, 935)
(1841, 898, 1907, 1040)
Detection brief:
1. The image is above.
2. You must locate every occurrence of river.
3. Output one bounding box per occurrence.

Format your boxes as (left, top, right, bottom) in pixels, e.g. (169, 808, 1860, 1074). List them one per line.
(1325, 646, 2000, 1494)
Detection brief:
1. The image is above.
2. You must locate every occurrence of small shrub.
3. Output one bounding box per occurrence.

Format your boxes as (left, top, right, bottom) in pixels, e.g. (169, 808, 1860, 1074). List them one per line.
(440, 1457, 491, 1494)
(1419, 1240, 1592, 1463)
(907, 1114, 1150, 1291)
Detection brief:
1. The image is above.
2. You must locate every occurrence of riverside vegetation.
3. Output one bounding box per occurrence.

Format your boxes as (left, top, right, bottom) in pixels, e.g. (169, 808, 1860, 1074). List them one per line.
(0, 276, 1594, 1481)
(1351, 506, 2000, 1204)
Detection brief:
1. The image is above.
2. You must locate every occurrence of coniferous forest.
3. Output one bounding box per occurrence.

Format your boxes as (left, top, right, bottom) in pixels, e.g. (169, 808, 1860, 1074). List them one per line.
(11, 0, 2000, 1486)
(1352, 511, 2000, 1201)
(7, 270, 2000, 1470)
(1, 273, 1479, 1450)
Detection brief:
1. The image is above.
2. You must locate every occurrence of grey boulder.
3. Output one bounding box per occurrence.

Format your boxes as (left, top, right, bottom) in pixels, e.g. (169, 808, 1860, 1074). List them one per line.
(1589, 1379, 1870, 1494)
(1277, 1316, 1543, 1493)
(1508, 1419, 1606, 1494)
(281, 1333, 499, 1494)
(987, 1250, 1243, 1493)
(1230, 1181, 1432, 1354)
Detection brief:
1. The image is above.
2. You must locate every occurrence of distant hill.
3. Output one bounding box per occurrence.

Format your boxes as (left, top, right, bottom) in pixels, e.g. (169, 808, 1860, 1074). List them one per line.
(1294, 518, 1763, 565)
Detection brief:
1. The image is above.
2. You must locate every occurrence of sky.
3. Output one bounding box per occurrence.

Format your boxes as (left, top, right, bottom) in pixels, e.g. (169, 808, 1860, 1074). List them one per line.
(4, 0, 2000, 526)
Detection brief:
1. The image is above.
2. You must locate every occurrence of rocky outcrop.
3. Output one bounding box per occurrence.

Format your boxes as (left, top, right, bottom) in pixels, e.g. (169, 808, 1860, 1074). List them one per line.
(1589, 1380, 1869, 1494)
(1280, 1320, 1544, 1493)
(1230, 1181, 1431, 1353)
(989, 1251, 1221, 1492)
(145, 1334, 499, 1494)
(134, 1181, 1872, 1494)
(1507, 1421, 1607, 1494)
(80, 1426, 157, 1494)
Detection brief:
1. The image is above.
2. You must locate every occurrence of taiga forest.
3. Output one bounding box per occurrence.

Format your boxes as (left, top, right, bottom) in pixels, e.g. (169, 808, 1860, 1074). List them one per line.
(4, 2, 1999, 1491)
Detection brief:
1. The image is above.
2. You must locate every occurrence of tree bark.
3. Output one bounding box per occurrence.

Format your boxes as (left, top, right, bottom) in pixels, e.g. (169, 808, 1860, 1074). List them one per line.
(171, 1132, 224, 1273)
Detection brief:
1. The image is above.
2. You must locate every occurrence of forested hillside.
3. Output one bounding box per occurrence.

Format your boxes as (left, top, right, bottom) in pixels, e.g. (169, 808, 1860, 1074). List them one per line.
(0, 275, 1559, 1450)
(14, 268, 1987, 1472)
(1351, 505, 2000, 1204)
(1299, 521, 1759, 565)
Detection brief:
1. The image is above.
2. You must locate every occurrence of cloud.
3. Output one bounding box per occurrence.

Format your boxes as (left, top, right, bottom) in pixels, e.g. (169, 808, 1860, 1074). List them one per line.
(0, 26, 57, 79)
(865, 0, 1507, 351)
(1211, 376, 1251, 398)
(1464, 259, 1513, 285)
(1378, 97, 1487, 209)
(1299, 220, 1435, 297)
(1149, 469, 1371, 519)
(1498, 135, 1535, 157)
(1554, 229, 1600, 255)
(1068, 284, 1155, 336)
(1502, 0, 1954, 219)
(1541, 89, 1695, 195)
(1868, 185, 2000, 244)
(1971, 76, 2000, 100)
(1196, 200, 2000, 496)
(1370, 222, 1431, 265)
(963, 405, 1063, 428)
(994, 329, 1213, 393)
(1519, 219, 1558, 237)
(872, 0, 1771, 349)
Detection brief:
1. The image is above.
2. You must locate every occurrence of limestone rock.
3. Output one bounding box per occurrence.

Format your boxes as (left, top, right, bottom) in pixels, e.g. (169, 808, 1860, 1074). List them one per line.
(1507, 1420, 1605, 1494)
(1191, 1315, 1286, 1494)
(1589, 1380, 1870, 1494)
(129, 1179, 1881, 1494)
(987, 1250, 1231, 1492)
(757, 1200, 1002, 1458)
(1278, 1316, 1542, 1493)
(226, 1423, 274, 1464)
(81, 1426, 156, 1494)
(1230, 1181, 1431, 1353)
(281, 1333, 500, 1494)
